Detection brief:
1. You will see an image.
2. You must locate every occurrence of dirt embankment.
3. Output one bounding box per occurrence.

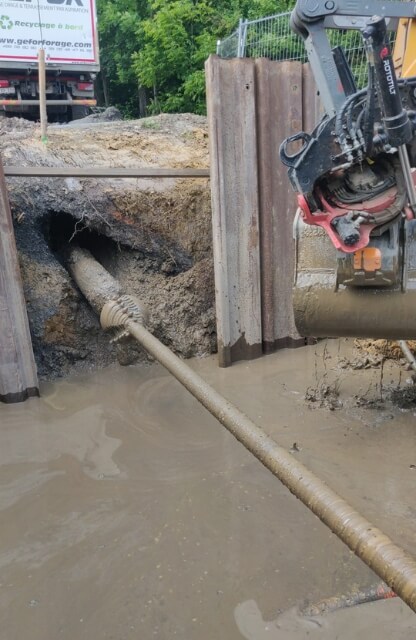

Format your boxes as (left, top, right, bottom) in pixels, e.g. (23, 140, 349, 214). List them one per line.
(1, 114, 214, 379)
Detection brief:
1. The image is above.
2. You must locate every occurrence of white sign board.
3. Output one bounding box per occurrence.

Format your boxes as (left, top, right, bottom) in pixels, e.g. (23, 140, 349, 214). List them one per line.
(0, 0, 98, 64)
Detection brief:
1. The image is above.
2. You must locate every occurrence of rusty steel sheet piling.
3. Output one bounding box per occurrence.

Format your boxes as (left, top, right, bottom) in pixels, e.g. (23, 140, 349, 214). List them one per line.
(205, 57, 326, 365)
(0, 157, 38, 403)
(205, 55, 263, 367)
(255, 59, 304, 352)
(68, 245, 416, 613)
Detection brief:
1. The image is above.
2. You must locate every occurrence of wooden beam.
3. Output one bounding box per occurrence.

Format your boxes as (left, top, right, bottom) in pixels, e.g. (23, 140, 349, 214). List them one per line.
(3, 167, 210, 179)
(0, 156, 39, 403)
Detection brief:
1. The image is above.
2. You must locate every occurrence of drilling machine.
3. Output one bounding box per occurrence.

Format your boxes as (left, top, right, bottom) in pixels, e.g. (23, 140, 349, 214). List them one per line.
(280, 0, 416, 339)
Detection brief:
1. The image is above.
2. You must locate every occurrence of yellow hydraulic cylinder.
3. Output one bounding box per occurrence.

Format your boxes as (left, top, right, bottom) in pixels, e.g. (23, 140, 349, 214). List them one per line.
(393, 18, 416, 78)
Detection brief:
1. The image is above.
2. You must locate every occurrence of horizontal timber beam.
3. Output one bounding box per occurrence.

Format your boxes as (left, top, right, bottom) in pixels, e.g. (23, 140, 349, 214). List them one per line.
(3, 167, 210, 179)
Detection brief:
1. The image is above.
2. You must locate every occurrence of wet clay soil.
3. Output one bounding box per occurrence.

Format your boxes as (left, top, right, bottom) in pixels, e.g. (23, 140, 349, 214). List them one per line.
(0, 339, 415, 638)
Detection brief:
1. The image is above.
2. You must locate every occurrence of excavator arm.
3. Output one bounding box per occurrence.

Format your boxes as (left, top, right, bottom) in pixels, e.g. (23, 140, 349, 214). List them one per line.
(280, 0, 416, 339)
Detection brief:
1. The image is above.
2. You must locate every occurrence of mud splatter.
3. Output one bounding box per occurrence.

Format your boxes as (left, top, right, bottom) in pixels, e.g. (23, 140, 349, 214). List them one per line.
(234, 598, 415, 639)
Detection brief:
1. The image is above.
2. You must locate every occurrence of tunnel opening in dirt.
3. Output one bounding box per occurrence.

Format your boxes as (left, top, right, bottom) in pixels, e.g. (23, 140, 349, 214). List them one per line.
(41, 210, 195, 278)
(18, 206, 216, 380)
(43, 211, 117, 263)
(3, 114, 215, 380)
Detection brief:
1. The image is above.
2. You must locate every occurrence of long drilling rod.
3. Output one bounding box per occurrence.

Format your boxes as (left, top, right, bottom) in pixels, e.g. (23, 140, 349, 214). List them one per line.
(68, 246, 416, 612)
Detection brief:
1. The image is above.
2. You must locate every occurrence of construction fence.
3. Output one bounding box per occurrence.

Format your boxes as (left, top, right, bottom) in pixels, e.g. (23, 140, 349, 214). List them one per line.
(216, 11, 395, 89)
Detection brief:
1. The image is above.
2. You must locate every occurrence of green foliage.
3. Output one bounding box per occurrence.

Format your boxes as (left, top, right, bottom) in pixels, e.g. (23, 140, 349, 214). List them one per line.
(96, 0, 145, 116)
(132, 0, 219, 113)
(140, 118, 162, 129)
(96, 0, 296, 117)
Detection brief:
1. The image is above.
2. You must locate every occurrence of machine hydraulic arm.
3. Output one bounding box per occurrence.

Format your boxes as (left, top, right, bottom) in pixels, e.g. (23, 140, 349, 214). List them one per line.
(280, 0, 416, 339)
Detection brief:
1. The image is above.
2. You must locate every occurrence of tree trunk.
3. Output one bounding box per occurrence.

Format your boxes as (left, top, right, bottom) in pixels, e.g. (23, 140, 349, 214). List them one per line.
(153, 83, 160, 113)
(138, 85, 147, 117)
(101, 70, 110, 107)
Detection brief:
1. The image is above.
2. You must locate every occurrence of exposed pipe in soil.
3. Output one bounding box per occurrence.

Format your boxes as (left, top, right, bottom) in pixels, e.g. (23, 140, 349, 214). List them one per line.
(67, 246, 416, 613)
(67, 247, 122, 315)
(398, 340, 416, 372)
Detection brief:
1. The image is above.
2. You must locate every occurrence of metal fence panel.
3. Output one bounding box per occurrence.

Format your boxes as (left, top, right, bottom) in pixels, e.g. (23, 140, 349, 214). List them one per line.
(217, 11, 395, 90)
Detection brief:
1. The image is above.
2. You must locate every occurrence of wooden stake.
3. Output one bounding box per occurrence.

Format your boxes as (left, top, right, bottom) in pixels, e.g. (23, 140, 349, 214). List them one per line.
(38, 48, 47, 143)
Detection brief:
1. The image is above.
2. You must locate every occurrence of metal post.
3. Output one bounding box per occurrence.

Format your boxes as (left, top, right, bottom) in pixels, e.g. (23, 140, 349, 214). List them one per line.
(38, 48, 47, 143)
(240, 20, 248, 57)
(237, 19, 245, 57)
(398, 144, 416, 211)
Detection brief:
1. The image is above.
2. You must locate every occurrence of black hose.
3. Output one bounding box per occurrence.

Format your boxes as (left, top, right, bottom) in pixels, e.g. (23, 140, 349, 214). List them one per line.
(335, 75, 416, 152)
(362, 65, 375, 154)
(346, 97, 366, 140)
(335, 88, 367, 145)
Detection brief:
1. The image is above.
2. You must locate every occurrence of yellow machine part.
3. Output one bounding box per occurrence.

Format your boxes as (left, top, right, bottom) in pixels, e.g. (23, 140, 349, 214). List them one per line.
(393, 18, 416, 78)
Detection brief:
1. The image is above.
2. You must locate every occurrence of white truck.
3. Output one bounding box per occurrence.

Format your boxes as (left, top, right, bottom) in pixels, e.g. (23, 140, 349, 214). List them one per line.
(0, 0, 99, 120)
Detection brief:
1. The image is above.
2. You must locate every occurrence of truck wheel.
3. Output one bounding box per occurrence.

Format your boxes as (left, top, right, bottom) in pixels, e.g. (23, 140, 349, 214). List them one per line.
(70, 105, 90, 121)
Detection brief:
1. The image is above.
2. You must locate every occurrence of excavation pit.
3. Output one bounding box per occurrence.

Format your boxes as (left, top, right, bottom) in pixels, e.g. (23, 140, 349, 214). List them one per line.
(3, 115, 214, 379)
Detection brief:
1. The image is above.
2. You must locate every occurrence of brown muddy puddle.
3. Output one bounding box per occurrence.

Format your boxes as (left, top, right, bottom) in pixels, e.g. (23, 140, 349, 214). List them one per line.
(0, 339, 415, 638)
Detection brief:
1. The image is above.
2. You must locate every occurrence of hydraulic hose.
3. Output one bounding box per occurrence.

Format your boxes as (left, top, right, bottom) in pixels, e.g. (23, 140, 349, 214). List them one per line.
(362, 65, 375, 154)
(335, 88, 367, 149)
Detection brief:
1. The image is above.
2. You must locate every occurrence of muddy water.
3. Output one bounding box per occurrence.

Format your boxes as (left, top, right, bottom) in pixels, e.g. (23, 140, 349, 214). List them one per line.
(0, 340, 415, 638)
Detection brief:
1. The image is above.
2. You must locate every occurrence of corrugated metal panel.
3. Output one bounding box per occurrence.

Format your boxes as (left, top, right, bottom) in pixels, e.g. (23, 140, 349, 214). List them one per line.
(206, 57, 319, 366)
(205, 55, 262, 367)
(256, 59, 304, 352)
(0, 158, 38, 402)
